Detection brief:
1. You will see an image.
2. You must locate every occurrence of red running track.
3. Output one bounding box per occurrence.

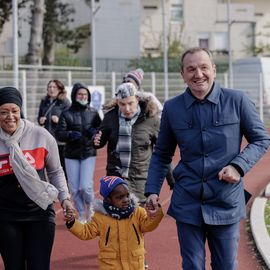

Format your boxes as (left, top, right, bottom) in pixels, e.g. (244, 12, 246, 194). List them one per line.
(1, 145, 270, 269)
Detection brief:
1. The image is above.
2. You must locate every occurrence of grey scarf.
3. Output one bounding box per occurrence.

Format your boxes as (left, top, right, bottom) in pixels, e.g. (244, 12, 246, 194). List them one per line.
(0, 119, 58, 210)
(117, 106, 140, 178)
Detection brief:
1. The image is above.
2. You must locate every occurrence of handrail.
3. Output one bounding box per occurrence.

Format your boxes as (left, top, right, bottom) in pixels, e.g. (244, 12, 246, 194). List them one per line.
(18, 64, 92, 71)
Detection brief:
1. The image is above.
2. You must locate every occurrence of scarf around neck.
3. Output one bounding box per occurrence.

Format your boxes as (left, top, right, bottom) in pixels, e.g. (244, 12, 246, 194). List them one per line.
(117, 106, 141, 178)
(0, 119, 58, 210)
(103, 199, 135, 220)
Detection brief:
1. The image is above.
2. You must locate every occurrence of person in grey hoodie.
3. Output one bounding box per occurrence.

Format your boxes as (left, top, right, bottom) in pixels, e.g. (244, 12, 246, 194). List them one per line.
(0, 86, 73, 270)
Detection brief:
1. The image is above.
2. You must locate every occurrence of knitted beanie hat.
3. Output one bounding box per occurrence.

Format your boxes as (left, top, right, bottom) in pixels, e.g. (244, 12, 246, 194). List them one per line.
(100, 176, 128, 198)
(0, 87, 22, 108)
(122, 68, 144, 89)
(115, 82, 137, 99)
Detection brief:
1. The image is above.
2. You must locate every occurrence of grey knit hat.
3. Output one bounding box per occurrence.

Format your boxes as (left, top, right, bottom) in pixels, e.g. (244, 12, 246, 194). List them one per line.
(115, 82, 137, 99)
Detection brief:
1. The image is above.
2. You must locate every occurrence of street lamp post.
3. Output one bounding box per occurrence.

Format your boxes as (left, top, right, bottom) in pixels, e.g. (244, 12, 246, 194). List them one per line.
(227, 0, 233, 88)
(12, 0, 18, 89)
(161, 0, 169, 100)
(91, 0, 96, 86)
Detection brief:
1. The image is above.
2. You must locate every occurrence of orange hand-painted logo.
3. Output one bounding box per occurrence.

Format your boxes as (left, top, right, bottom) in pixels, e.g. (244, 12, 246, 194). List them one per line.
(0, 147, 47, 176)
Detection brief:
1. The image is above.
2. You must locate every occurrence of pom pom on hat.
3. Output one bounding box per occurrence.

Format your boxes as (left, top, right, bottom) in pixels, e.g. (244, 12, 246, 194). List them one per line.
(123, 68, 144, 89)
(115, 82, 137, 99)
(100, 176, 128, 198)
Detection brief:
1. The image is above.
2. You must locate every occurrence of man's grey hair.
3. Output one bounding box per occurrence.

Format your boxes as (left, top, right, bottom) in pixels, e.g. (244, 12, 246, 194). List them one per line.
(180, 47, 214, 71)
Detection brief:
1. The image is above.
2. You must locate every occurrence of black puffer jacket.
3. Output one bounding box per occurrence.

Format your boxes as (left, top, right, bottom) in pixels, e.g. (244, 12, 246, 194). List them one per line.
(56, 83, 102, 159)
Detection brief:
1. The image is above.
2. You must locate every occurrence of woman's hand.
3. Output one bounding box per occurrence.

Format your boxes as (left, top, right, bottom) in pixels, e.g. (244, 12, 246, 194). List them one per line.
(61, 199, 76, 223)
(51, 115, 59, 123)
(39, 116, 47, 125)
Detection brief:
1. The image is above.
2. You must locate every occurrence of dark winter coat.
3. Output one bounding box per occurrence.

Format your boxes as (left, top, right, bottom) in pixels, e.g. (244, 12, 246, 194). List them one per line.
(95, 98, 160, 180)
(56, 83, 102, 159)
(37, 95, 70, 138)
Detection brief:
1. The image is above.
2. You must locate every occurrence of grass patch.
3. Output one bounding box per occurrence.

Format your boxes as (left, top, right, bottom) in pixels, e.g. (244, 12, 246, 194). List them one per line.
(265, 199, 270, 236)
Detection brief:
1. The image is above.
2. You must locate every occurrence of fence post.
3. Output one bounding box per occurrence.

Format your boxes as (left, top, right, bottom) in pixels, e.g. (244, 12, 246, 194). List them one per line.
(67, 71, 72, 87)
(21, 70, 27, 118)
(112, 72, 116, 98)
(259, 73, 264, 122)
(224, 73, 228, 88)
(151, 72, 156, 95)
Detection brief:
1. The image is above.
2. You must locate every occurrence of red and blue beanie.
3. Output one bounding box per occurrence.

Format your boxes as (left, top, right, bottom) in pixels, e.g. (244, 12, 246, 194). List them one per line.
(100, 176, 128, 198)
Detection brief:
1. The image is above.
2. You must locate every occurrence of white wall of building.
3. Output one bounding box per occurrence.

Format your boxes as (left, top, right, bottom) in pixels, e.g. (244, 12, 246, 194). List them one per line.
(0, 0, 269, 70)
(95, 0, 140, 58)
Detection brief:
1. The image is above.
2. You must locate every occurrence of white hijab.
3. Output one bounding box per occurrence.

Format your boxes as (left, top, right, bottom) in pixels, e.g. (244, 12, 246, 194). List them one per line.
(0, 119, 58, 210)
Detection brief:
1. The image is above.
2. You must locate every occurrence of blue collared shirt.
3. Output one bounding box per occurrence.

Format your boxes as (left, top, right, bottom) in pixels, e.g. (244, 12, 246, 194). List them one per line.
(145, 82, 270, 226)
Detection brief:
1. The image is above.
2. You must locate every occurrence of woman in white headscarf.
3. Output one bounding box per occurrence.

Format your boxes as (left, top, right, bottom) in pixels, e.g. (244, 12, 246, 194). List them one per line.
(0, 87, 74, 270)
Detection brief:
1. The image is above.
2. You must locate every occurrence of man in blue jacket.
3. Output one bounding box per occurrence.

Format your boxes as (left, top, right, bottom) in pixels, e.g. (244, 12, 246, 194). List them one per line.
(145, 47, 270, 270)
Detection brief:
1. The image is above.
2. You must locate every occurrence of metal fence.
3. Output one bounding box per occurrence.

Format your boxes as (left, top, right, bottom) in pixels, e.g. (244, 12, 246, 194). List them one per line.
(0, 67, 268, 126)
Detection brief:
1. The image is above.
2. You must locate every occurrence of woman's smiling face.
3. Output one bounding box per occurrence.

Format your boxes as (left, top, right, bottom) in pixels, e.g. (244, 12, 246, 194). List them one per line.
(0, 103, 21, 135)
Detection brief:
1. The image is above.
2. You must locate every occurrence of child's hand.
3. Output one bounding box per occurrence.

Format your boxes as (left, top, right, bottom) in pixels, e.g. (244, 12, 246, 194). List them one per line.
(64, 208, 76, 224)
(145, 195, 159, 218)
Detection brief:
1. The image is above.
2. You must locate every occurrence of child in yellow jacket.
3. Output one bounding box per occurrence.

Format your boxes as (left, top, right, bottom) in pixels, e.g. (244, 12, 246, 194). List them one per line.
(65, 176, 163, 270)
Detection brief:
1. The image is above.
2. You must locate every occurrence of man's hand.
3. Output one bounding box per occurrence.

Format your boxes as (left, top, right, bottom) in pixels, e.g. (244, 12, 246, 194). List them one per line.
(218, 165, 240, 183)
(145, 194, 159, 217)
(93, 130, 102, 146)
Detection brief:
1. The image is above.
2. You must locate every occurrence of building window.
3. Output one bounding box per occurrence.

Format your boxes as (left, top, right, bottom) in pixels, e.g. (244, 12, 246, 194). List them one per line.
(199, 39, 209, 49)
(170, 0, 183, 21)
(143, 6, 158, 10)
(198, 33, 210, 49)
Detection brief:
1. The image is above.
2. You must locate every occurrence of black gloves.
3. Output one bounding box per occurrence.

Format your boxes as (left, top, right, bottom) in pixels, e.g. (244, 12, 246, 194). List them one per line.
(86, 127, 97, 138)
(69, 131, 82, 141)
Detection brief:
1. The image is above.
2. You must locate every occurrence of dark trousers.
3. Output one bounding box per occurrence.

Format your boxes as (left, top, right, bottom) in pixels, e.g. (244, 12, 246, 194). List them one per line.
(176, 221, 240, 270)
(58, 144, 67, 179)
(0, 220, 55, 270)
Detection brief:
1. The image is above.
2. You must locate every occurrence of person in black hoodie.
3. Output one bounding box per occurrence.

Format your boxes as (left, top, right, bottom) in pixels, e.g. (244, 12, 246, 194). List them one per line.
(56, 82, 101, 223)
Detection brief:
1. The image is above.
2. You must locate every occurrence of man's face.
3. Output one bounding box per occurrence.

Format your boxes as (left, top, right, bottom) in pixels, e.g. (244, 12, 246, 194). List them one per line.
(117, 96, 139, 119)
(181, 50, 216, 99)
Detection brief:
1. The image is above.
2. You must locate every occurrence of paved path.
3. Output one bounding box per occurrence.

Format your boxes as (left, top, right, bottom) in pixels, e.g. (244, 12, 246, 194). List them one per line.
(1, 145, 270, 269)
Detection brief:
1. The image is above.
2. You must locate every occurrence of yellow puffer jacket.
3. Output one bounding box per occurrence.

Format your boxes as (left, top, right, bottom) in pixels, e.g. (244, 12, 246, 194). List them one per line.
(69, 204, 163, 270)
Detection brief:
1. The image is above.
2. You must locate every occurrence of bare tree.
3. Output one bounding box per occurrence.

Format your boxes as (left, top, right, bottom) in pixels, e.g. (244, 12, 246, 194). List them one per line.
(42, 0, 89, 65)
(26, 0, 45, 65)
